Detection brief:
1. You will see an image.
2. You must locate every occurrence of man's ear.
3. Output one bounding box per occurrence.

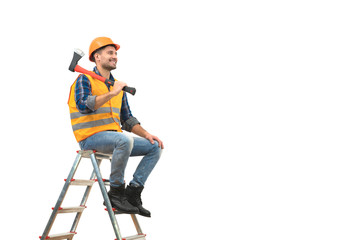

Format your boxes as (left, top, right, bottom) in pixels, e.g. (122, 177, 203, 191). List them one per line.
(94, 53, 100, 62)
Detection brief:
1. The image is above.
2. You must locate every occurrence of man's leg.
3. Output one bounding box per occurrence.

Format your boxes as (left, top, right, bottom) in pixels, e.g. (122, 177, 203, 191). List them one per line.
(80, 131, 133, 186)
(129, 137, 162, 186)
(125, 137, 162, 217)
(79, 131, 138, 213)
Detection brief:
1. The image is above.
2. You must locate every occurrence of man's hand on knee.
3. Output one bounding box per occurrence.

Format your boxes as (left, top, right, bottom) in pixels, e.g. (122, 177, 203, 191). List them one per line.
(144, 133, 164, 149)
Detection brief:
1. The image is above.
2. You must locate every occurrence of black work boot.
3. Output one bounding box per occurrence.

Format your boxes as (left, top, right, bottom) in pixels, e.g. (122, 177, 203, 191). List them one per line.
(106, 184, 139, 214)
(125, 185, 151, 217)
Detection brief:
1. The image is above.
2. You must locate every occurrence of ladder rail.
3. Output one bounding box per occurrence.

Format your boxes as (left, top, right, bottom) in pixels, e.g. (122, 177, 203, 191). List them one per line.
(131, 214, 143, 235)
(89, 152, 123, 240)
(70, 158, 103, 232)
(79, 159, 103, 205)
(40, 153, 83, 240)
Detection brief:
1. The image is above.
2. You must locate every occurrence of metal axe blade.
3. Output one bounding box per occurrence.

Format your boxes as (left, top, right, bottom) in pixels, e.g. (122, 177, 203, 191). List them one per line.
(69, 48, 85, 72)
(74, 48, 85, 57)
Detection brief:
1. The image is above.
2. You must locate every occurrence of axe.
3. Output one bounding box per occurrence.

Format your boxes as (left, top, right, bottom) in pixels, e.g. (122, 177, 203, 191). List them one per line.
(68, 49, 136, 95)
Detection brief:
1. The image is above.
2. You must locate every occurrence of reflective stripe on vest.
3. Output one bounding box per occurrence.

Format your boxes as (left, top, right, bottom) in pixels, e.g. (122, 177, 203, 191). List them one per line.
(72, 117, 121, 131)
(68, 73, 123, 142)
(70, 107, 120, 120)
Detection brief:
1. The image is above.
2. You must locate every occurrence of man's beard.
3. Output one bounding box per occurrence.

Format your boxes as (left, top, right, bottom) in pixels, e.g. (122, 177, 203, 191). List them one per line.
(102, 62, 116, 71)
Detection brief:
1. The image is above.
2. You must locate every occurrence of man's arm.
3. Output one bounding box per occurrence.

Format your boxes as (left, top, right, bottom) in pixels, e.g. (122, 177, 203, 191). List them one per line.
(131, 124, 164, 149)
(94, 81, 127, 110)
(75, 75, 126, 112)
(119, 92, 164, 149)
(75, 74, 95, 113)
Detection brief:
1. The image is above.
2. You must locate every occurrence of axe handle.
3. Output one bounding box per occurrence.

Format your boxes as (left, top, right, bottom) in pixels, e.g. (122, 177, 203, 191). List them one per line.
(74, 65, 136, 95)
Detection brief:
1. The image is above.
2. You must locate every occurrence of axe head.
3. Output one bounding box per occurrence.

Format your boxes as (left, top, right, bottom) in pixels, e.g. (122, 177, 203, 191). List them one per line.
(69, 48, 85, 72)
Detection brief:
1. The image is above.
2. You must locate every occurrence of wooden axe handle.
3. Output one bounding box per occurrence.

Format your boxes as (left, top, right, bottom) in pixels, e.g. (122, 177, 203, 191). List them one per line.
(73, 65, 136, 95)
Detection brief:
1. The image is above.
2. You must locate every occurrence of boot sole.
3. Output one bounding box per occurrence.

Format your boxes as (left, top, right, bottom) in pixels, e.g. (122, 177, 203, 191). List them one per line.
(103, 201, 140, 214)
(138, 212, 151, 218)
(114, 209, 139, 215)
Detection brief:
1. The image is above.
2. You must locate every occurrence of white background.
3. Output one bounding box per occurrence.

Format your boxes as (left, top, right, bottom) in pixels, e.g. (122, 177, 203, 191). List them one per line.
(1, 0, 360, 239)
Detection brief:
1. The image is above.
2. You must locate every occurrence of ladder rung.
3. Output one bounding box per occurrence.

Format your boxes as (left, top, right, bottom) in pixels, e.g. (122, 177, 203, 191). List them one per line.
(77, 150, 112, 159)
(69, 179, 95, 186)
(120, 234, 146, 240)
(95, 178, 110, 186)
(44, 232, 76, 240)
(57, 206, 86, 213)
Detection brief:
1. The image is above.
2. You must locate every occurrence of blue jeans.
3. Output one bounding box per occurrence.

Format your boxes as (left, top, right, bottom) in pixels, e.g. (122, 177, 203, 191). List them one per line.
(79, 131, 162, 187)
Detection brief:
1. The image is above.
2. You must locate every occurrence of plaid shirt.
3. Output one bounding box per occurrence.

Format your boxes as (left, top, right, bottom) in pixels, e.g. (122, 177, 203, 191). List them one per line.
(74, 67, 140, 132)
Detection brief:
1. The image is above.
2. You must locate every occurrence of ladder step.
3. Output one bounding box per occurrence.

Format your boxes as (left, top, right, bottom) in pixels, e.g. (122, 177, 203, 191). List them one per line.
(55, 206, 86, 213)
(43, 232, 76, 240)
(67, 179, 95, 186)
(120, 234, 146, 240)
(77, 150, 112, 159)
(95, 178, 110, 186)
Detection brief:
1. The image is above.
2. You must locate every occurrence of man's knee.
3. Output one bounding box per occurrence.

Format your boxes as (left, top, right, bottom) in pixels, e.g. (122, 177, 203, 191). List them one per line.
(151, 140, 162, 157)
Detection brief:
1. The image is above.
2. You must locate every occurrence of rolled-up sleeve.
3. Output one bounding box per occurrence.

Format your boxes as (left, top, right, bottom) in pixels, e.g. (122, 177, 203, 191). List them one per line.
(120, 92, 140, 132)
(75, 74, 96, 113)
(122, 116, 141, 132)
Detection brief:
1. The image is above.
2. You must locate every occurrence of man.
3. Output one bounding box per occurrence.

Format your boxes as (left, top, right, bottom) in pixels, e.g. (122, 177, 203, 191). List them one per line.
(68, 37, 164, 217)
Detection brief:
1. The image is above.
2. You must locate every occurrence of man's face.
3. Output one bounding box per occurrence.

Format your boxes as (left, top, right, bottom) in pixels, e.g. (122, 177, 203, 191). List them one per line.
(95, 45, 118, 71)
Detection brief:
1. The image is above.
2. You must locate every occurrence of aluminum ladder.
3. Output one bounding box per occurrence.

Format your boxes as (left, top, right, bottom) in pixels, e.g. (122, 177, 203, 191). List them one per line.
(39, 150, 146, 240)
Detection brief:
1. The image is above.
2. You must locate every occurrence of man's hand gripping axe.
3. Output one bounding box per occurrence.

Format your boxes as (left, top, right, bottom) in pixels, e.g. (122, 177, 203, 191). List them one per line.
(68, 49, 136, 95)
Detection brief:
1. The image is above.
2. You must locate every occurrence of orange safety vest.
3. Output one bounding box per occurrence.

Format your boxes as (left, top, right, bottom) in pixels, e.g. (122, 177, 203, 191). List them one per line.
(68, 74, 123, 142)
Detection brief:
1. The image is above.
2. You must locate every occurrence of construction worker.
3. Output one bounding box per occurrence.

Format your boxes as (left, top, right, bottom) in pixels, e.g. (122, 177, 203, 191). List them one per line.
(68, 37, 164, 217)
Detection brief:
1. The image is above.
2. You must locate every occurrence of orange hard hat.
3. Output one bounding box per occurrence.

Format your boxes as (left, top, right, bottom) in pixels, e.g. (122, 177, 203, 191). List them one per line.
(89, 37, 120, 62)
